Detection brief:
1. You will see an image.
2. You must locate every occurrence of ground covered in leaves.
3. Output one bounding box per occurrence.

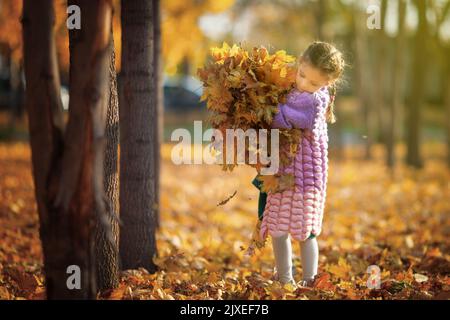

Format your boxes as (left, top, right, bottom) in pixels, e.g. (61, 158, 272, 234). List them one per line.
(0, 142, 449, 300)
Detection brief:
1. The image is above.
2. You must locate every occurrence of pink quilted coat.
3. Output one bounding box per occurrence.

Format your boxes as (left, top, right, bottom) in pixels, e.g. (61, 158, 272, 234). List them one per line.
(260, 86, 330, 242)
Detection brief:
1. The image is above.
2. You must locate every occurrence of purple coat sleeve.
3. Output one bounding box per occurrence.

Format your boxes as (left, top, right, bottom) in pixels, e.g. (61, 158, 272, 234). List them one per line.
(271, 91, 318, 130)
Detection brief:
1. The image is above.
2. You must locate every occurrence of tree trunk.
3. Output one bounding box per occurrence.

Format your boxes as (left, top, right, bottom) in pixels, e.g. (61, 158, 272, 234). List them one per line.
(153, 0, 163, 230)
(386, 0, 406, 171)
(95, 31, 120, 291)
(7, 58, 23, 128)
(23, 0, 113, 299)
(315, 0, 326, 40)
(446, 62, 450, 169)
(406, 0, 427, 168)
(374, 0, 387, 147)
(353, 5, 375, 160)
(119, 0, 159, 272)
(364, 38, 377, 161)
(315, 0, 343, 161)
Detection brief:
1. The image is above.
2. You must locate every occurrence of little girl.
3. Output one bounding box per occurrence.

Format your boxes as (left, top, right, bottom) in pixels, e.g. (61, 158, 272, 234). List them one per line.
(252, 41, 345, 288)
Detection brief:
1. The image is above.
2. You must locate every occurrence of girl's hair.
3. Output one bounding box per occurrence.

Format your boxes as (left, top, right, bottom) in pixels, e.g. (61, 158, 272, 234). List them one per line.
(300, 41, 345, 124)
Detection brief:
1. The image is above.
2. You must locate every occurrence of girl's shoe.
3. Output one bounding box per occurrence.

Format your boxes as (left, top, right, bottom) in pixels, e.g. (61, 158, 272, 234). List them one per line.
(274, 275, 298, 289)
(282, 278, 298, 289)
(271, 269, 298, 289)
(297, 277, 315, 288)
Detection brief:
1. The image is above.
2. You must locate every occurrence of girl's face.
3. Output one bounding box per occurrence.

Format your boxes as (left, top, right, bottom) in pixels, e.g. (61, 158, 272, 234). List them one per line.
(295, 59, 331, 93)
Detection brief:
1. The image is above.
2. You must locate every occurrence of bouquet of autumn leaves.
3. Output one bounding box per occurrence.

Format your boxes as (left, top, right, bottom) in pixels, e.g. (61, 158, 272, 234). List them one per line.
(197, 42, 303, 194)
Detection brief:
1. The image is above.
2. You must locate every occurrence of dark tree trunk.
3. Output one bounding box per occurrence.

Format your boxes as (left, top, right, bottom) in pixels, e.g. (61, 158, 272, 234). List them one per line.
(153, 0, 163, 230)
(374, 0, 387, 147)
(119, 0, 159, 272)
(406, 0, 427, 168)
(95, 32, 120, 291)
(386, 0, 406, 171)
(7, 59, 23, 128)
(22, 0, 65, 298)
(23, 0, 113, 299)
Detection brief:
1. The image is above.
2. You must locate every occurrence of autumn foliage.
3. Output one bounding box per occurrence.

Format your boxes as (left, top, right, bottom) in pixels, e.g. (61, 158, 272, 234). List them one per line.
(197, 42, 304, 192)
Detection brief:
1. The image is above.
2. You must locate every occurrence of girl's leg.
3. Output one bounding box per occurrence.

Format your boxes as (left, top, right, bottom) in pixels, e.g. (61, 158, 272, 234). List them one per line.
(271, 234, 293, 283)
(300, 237, 319, 282)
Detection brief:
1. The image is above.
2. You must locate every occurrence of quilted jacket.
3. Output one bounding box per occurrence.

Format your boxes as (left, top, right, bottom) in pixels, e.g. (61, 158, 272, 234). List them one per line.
(259, 86, 330, 241)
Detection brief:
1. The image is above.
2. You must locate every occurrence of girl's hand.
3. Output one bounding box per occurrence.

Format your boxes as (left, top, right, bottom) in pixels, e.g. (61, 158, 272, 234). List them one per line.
(272, 91, 318, 130)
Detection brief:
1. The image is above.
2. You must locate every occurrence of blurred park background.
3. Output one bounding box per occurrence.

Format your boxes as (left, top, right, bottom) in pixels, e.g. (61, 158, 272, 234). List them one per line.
(0, 0, 449, 300)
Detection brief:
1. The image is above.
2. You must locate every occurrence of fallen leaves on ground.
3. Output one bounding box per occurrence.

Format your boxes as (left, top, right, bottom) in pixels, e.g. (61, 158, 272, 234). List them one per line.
(0, 142, 449, 300)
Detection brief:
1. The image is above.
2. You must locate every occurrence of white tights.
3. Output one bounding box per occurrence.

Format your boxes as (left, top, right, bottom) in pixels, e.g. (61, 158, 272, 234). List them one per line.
(271, 234, 319, 283)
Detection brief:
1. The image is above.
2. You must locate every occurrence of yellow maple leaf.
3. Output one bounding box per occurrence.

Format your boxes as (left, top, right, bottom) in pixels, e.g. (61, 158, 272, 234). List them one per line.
(259, 175, 279, 193)
(328, 257, 352, 280)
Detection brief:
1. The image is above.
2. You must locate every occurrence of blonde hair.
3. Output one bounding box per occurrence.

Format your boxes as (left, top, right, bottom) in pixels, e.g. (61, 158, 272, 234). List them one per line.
(300, 41, 345, 124)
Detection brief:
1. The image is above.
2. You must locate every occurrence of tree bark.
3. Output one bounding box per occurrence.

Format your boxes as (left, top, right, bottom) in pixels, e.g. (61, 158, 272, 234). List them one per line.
(22, 0, 65, 299)
(119, 0, 159, 272)
(23, 0, 113, 299)
(95, 31, 120, 291)
(406, 0, 427, 168)
(153, 0, 163, 230)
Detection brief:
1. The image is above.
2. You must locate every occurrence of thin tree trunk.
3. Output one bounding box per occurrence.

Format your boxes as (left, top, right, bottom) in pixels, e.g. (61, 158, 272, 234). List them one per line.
(374, 0, 387, 147)
(353, 5, 375, 160)
(153, 0, 163, 230)
(315, 0, 326, 40)
(387, 0, 406, 171)
(119, 0, 159, 272)
(430, 2, 450, 167)
(22, 0, 65, 298)
(406, 0, 427, 168)
(446, 62, 450, 168)
(7, 59, 22, 128)
(315, 0, 344, 161)
(364, 38, 377, 161)
(95, 31, 120, 291)
(180, 56, 191, 88)
(23, 0, 113, 299)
